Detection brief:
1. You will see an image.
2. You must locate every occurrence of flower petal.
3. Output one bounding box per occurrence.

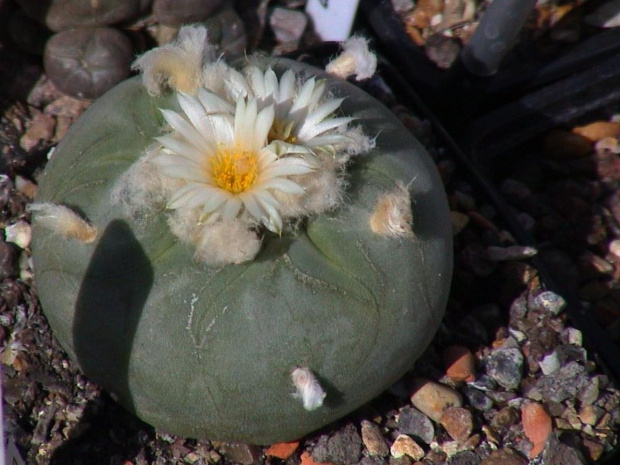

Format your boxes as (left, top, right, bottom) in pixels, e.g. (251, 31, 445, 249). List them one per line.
(160, 109, 209, 151)
(298, 116, 353, 140)
(253, 105, 275, 149)
(222, 197, 243, 220)
(256, 195, 283, 233)
(156, 135, 206, 163)
(304, 98, 345, 128)
(261, 178, 305, 194)
(159, 163, 206, 182)
(278, 69, 296, 103)
(197, 88, 235, 114)
(290, 77, 316, 113)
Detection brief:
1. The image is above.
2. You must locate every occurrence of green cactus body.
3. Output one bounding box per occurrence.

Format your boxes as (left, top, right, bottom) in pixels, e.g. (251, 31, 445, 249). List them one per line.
(32, 58, 452, 444)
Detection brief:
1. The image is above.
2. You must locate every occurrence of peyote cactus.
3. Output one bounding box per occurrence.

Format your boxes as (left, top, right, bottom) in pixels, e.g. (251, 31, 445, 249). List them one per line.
(31, 27, 453, 444)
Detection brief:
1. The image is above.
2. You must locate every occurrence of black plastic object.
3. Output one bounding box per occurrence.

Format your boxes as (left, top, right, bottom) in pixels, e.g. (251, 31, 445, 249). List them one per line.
(460, 0, 537, 77)
(361, 0, 620, 161)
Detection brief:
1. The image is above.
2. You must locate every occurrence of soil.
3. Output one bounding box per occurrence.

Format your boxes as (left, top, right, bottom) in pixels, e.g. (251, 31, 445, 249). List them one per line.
(1, 1, 620, 464)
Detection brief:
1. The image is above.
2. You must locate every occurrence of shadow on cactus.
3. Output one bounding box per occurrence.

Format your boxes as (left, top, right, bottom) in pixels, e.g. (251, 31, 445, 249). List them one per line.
(30, 26, 453, 444)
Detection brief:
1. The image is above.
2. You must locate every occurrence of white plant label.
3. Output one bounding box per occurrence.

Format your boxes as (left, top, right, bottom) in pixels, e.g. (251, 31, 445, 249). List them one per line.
(306, 0, 361, 41)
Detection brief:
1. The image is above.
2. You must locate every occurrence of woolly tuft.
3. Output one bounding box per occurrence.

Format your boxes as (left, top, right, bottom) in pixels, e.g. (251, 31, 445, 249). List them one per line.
(132, 25, 216, 95)
(29, 203, 98, 243)
(291, 367, 326, 411)
(325, 36, 377, 81)
(370, 182, 415, 238)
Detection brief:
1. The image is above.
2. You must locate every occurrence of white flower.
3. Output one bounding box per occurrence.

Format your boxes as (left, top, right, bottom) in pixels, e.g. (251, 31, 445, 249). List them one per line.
(246, 67, 354, 154)
(152, 90, 315, 234)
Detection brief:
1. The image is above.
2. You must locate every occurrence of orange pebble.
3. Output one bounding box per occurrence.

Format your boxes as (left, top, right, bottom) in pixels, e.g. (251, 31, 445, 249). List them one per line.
(572, 121, 620, 143)
(300, 451, 332, 465)
(521, 402, 552, 458)
(443, 345, 476, 382)
(266, 441, 300, 460)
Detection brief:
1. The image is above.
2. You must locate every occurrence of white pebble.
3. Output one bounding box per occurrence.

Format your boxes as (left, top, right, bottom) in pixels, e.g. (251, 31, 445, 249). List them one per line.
(5, 220, 32, 249)
(539, 350, 561, 375)
(566, 328, 583, 346)
(486, 245, 537, 261)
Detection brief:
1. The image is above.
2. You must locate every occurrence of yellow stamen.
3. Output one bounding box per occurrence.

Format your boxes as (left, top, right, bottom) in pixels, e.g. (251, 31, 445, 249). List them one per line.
(210, 148, 259, 194)
(268, 119, 298, 145)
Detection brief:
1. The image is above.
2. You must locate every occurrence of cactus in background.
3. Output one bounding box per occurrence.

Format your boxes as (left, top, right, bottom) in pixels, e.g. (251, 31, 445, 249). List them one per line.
(31, 27, 452, 444)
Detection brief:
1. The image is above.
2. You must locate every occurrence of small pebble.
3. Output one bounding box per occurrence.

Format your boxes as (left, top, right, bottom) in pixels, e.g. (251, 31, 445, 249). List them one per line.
(578, 404, 603, 426)
(578, 377, 600, 405)
(479, 448, 527, 465)
(572, 121, 620, 142)
(485, 348, 524, 390)
(312, 424, 361, 465)
(540, 436, 586, 465)
(300, 451, 330, 465)
(534, 361, 589, 402)
(216, 443, 262, 465)
(462, 387, 493, 412)
(265, 441, 299, 460)
(396, 406, 434, 444)
(410, 379, 463, 423)
(360, 420, 389, 457)
(19, 111, 55, 152)
(0, 241, 19, 279)
(581, 438, 605, 462)
(490, 406, 519, 431)
(440, 407, 473, 443)
(538, 350, 560, 375)
(532, 291, 567, 315)
(443, 345, 476, 382)
(521, 402, 552, 458)
(450, 211, 469, 235)
(486, 245, 537, 261)
(390, 435, 424, 461)
(446, 450, 480, 465)
(609, 238, 620, 258)
(14, 175, 37, 198)
(595, 136, 620, 152)
(4, 220, 32, 249)
(565, 328, 583, 346)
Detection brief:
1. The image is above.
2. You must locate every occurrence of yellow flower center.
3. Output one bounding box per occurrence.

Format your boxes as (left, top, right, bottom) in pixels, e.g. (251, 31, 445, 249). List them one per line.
(210, 148, 259, 194)
(268, 118, 298, 145)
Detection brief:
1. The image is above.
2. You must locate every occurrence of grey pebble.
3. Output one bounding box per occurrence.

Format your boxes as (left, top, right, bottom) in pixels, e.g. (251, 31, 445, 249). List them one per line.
(534, 361, 589, 402)
(469, 374, 498, 392)
(540, 434, 587, 465)
(447, 450, 481, 465)
(485, 347, 524, 390)
(532, 290, 567, 315)
(216, 443, 261, 465)
(463, 386, 494, 412)
(578, 377, 600, 405)
(0, 241, 19, 279)
(396, 406, 434, 444)
(359, 457, 387, 465)
(313, 423, 362, 465)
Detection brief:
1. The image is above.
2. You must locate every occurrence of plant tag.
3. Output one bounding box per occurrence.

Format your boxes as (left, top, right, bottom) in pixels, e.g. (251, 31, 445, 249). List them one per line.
(305, 0, 361, 41)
